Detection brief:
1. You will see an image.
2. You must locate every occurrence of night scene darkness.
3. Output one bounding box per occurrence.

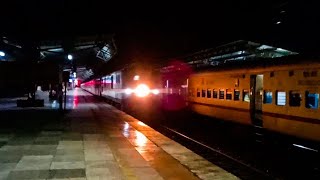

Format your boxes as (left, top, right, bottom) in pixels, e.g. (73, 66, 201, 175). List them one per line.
(0, 1, 320, 180)
(2, 1, 320, 59)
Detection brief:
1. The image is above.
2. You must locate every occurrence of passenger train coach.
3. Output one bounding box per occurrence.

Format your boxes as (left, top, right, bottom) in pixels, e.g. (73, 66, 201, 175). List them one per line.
(187, 56, 320, 142)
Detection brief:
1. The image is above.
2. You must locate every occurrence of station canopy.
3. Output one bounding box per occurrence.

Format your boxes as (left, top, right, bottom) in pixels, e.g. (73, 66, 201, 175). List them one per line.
(0, 35, 117, 82)
(182, 40, 298, 68)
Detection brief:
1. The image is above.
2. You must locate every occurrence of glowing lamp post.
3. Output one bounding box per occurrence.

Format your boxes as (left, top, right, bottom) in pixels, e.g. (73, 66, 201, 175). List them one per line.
(0, 51, 5, 57)
(67, 54, 73, 60)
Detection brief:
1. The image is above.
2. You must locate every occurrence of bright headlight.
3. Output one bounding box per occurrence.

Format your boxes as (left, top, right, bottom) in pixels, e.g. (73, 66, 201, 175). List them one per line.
(135, 84, 150, 97)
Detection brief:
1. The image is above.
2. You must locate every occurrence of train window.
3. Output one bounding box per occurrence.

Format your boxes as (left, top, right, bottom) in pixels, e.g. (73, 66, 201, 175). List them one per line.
(202, 89, 206, 97)
(207, 89, 212, 98)
(213, 89, 218, 98)
(264, 90, 273, 104)
(116, 74, 121, 83)
(303, 71, 310, 77)
(234, 90, 240, 101)
(226, 89, 232, 100)
(243, 90, 250, 102)
(219, 89, 225, 99)
(289, 71, 294, 77)
(276, 91, 286, 106)
(270, 72, 274, 77)
(305, 91, 319, 109)
(311, 71, 318, 77)
(197, 89, 200, 97)
(289, 91, 301, 107)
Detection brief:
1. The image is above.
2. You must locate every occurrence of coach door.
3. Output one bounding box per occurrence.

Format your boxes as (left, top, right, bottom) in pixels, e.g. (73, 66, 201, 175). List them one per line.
(250, 74, 263, 127)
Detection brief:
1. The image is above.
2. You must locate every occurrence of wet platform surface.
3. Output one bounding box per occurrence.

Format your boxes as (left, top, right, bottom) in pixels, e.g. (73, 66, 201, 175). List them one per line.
(0, 88, 238, 180)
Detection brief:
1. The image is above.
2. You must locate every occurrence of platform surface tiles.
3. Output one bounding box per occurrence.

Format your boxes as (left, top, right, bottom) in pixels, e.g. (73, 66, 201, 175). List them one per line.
(0, 88, 238, 180)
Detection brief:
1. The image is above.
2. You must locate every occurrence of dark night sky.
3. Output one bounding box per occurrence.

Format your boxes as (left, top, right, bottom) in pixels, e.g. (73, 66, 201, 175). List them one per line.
(2, 1, 320, 63)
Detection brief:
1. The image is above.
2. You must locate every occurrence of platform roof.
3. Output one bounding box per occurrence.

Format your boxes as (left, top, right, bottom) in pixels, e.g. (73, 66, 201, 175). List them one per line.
(0, 35, 116, 81)
(160, 40, 300, 73)
(183, 40, 298, 68)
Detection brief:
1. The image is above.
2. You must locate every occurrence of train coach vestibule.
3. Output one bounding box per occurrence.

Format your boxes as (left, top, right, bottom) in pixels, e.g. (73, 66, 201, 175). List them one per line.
(250, 74, 264, 126)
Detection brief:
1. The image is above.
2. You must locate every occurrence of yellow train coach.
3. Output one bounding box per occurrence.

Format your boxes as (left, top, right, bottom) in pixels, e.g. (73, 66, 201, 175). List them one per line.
(188, 56, 320, 142)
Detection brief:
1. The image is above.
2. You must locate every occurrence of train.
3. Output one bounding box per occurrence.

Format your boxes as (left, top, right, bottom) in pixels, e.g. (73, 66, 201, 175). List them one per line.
(188, 56, 320, 142)
(81, 63, 163, 109)
(81, 56, 320, 142)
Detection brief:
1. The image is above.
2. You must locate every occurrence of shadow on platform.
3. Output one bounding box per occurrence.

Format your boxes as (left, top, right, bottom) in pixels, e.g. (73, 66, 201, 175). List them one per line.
(0, 109, 69, 133)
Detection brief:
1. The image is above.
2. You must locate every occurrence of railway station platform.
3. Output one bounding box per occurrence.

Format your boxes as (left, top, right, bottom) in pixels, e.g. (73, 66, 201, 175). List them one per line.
(0, 88, 238, 180)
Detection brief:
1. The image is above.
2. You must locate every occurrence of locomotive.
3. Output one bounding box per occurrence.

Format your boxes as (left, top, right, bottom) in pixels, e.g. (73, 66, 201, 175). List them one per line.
(81, 63, 162, 107)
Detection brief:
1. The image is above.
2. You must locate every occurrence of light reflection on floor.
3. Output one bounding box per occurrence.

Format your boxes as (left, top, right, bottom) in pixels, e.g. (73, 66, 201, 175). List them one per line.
(73, 95, 79, 109)
(70, 88, 147, 152)
(134, 131, 148, 148)
(123, 122, 130, 138)
(122, 121, 148, 152)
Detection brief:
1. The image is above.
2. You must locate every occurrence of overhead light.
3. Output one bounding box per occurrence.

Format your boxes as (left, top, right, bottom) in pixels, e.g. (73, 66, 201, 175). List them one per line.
(0, 51, 5, 57)
(276, 21, 281, 25)
(67, 54, 73, 60)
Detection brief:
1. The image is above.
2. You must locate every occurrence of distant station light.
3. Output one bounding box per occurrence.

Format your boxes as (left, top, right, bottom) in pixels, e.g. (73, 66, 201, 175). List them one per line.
(0, 51, 5, 57)
(67, 54, 73, 60)
(276, 21, 281, 25)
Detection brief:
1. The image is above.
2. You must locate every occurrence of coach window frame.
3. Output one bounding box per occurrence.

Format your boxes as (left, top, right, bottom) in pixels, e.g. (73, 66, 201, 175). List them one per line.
(243, 89, 250, 102)
(213, 89, 218, 99)
(202, 89, 206, 98)
(276, 90, 286, 106)
(305, 91, 319, 109)
(219, 89, 225, 99)
(197, 88, 201, 97)
(207, 89, 212, 98)
(289, 90, 301, 107)
(263, 90, 273, 104)
(226, 89, 232, 100)
(234, 89, 240, 101)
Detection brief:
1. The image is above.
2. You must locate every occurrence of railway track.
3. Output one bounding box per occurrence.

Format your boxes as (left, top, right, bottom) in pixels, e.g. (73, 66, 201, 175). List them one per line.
(153, 115, 320, 180)
(159, 125, 273, 180)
